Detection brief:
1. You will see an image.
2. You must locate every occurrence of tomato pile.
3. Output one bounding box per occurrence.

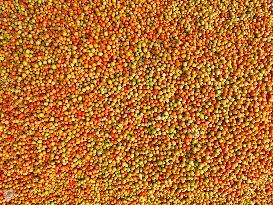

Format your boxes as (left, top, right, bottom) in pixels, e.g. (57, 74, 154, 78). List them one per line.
(1, 0, 273, 204)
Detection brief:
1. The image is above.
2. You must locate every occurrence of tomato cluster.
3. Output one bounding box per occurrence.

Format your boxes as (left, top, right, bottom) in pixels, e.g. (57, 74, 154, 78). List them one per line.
(1, 0, 273, 204)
